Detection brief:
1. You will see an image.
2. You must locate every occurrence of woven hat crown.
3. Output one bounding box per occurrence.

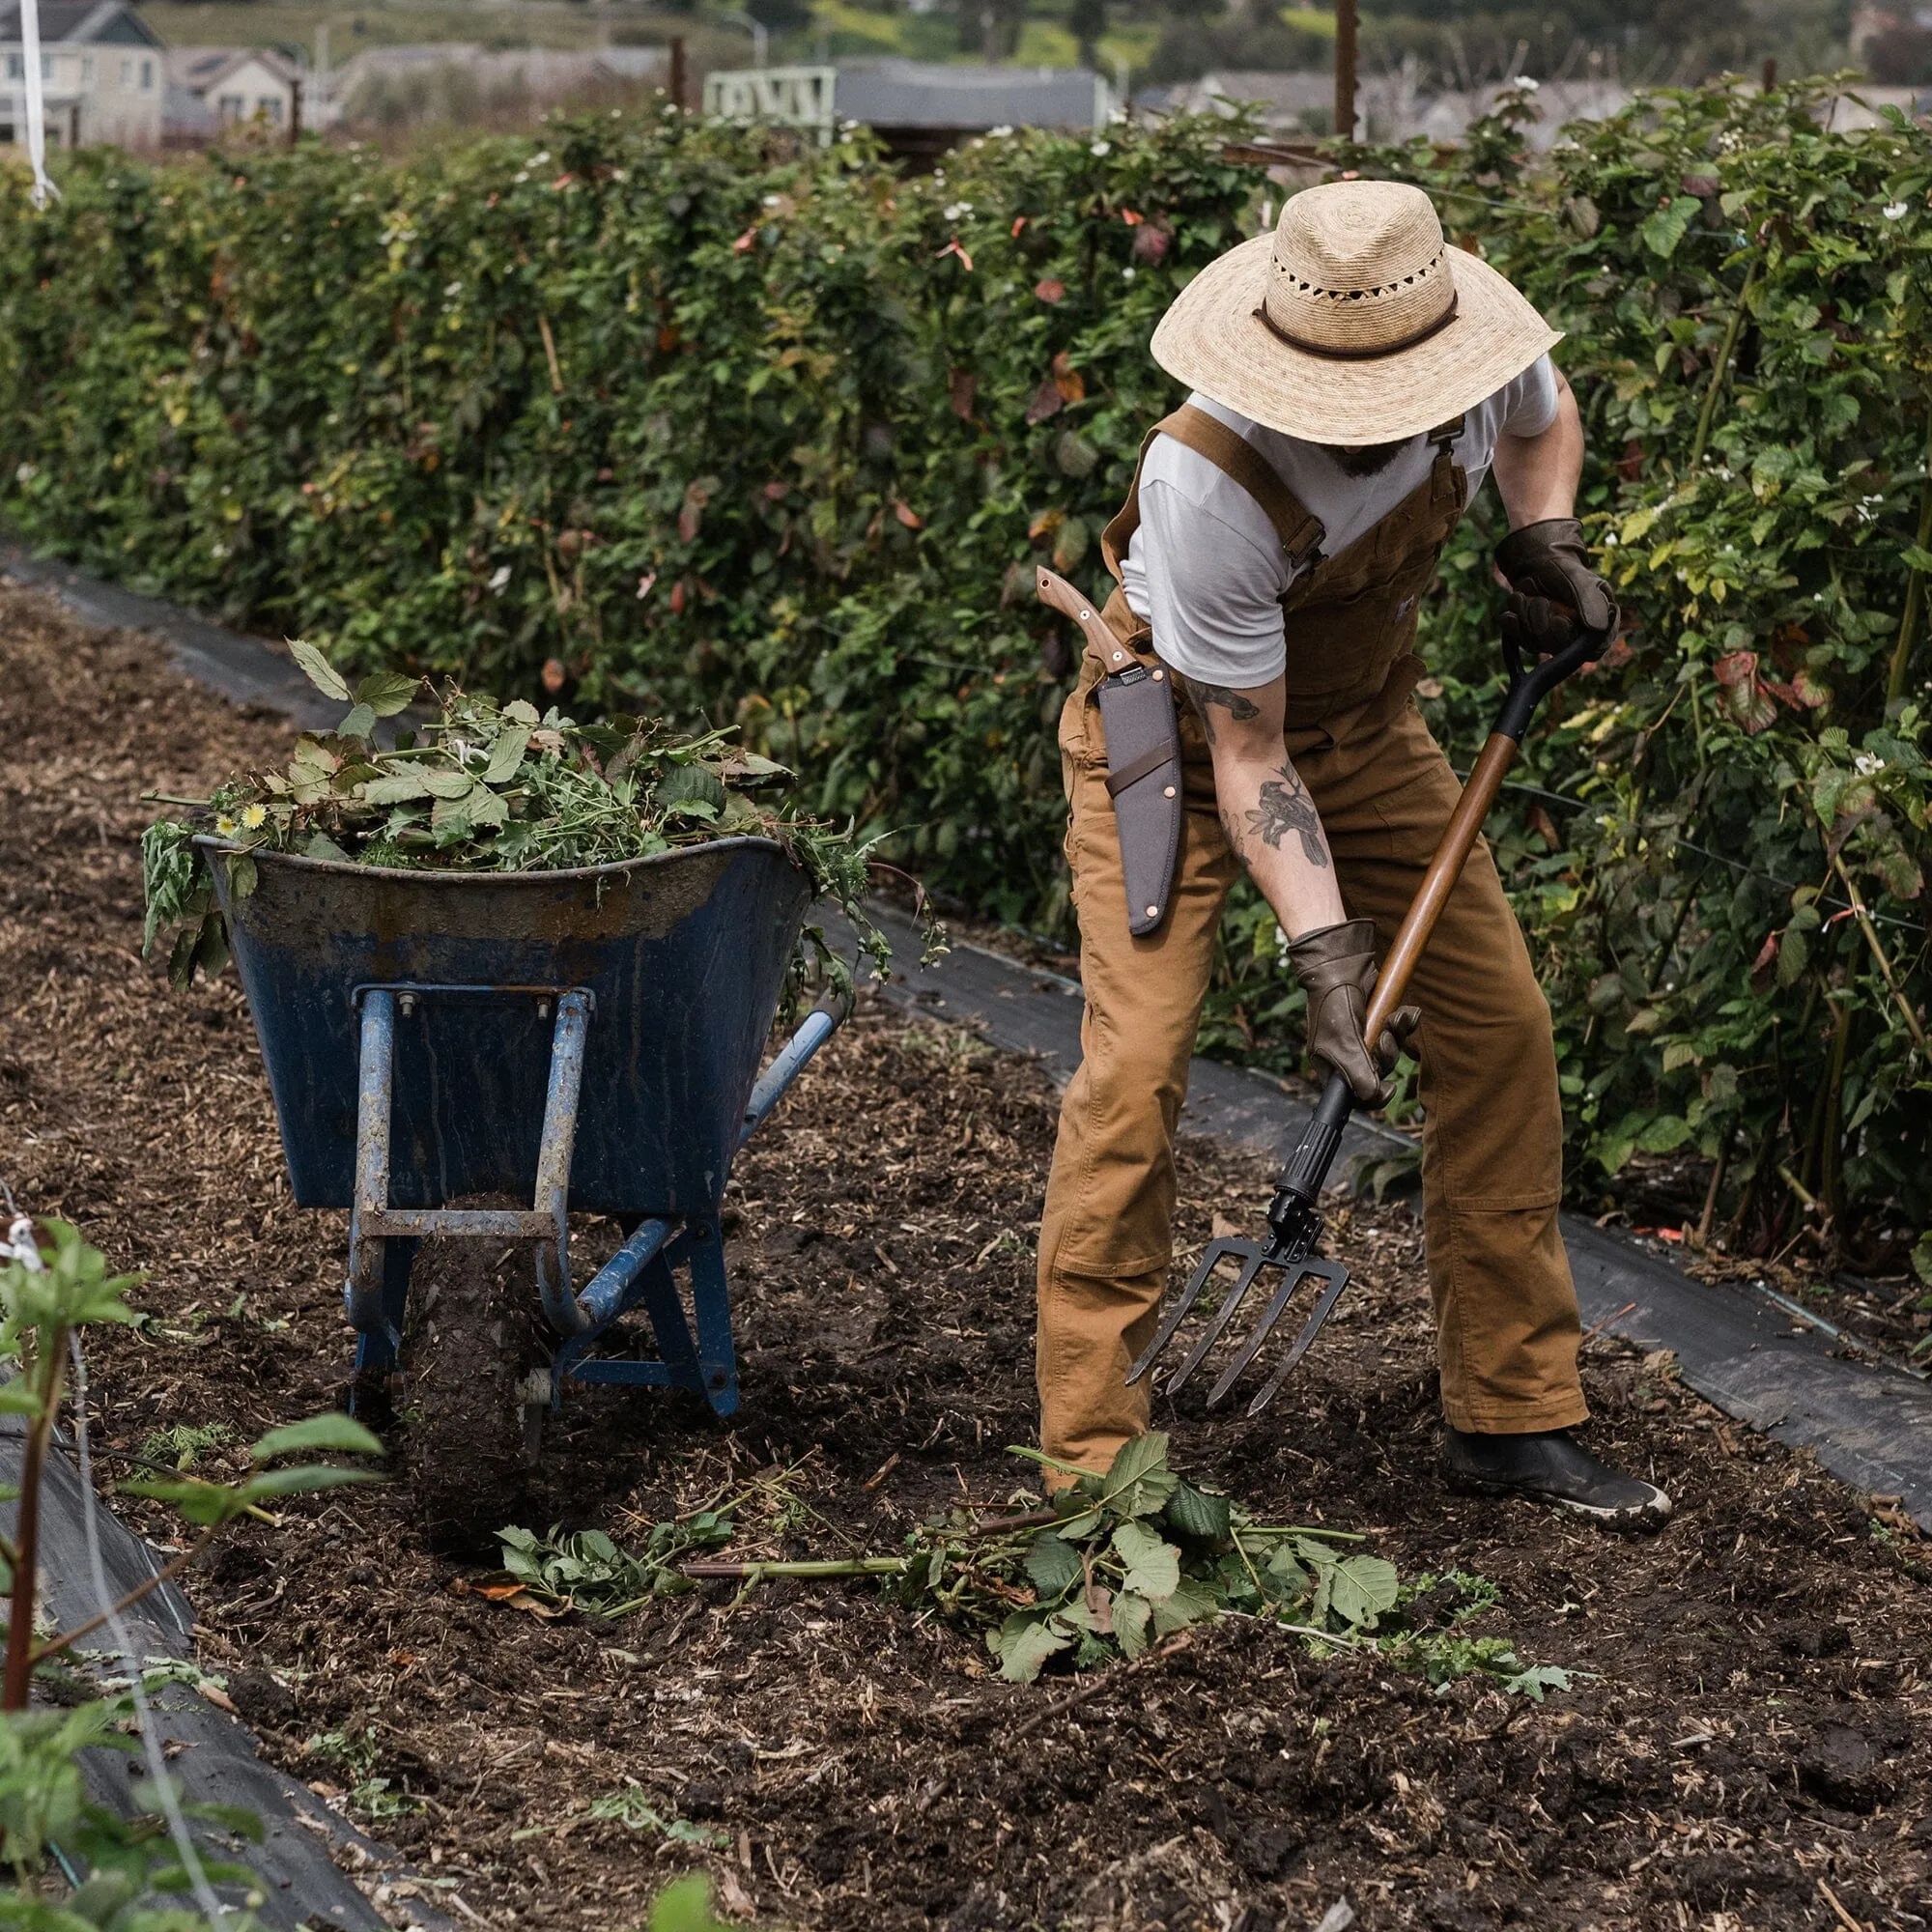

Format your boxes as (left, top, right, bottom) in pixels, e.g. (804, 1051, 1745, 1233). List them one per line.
(1262, 181, 1457, 360)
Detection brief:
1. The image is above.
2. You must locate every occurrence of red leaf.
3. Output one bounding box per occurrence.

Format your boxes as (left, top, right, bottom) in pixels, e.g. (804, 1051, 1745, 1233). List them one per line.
(636, 571, 656, 601)
(893, 499, 923, 529)
(1034, 278, 1065, 303)
(1025, 379, 1064, 426)
(670, 580, 686, 615)
(949, 368, 977, 420)
(1011, 215, 1028, 238)
(541, 658, 567, 694)
(763, 479, 789, 500)
(1712, 649, 1757, 688)
(1121, 207, 1144, 225)
(936, 237, 974, 271)
(1595, 638, 1634, 669)
(731, 226, 758, 253)
(1752, 930, 1779, 972)
(1131, 224, 1171, 265)
(1050, 350, 1085, 404)
(658, 325, 680, 354)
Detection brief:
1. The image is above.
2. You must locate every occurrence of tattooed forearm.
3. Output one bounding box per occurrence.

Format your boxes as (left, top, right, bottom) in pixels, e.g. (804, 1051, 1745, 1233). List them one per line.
(1243, 761, 1330, 868)
(1188, 681, 1262, 746)
(1217, 806, 1248, 860)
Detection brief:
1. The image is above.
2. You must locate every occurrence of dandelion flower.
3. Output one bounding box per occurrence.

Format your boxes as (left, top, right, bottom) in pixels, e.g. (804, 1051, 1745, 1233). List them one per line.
(215, 813, 239, 837)
(241, 803, 268, 830)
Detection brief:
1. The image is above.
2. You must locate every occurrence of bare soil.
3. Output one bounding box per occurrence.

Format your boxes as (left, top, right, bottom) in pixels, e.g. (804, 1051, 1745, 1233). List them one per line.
(4, 586, 1931, 1932)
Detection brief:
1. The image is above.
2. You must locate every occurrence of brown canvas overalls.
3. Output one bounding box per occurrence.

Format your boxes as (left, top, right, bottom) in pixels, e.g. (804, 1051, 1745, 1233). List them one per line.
(1036, 405, 1588, 1474)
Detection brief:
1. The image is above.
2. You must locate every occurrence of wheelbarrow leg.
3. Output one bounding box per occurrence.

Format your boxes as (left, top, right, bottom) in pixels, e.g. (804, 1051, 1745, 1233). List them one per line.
(635, 1248, 705, 1396)
(345, 989, 400, 1350)
(351, 1236, 417, 1395)
(687, 1219, 739, 1418)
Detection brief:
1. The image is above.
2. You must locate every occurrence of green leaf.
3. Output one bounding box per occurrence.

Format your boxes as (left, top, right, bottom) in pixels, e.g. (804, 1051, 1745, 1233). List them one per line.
(250, 1414, 384, 1463)
(1161, 1479, 1232, 1542)
(1112, 1590, 1152, 1658)
(484, 726, 532, 784)
(1325, 1554, 1400, 1630)
(0, 1379, 43, 1416)
(355, 670, 421, 718)
(1023, 1530, 1084, 1600)
(239, 1463, 382, 1502)
(1639, 196, 1701, 258)
(419, 768, 478, 799)
(360, 773, 431, 805)
(1151, 1577, 1219, 1636)
(658, 764, 728, 812)
(993, 1613, 1070, 1684)
(338, 703, 377, 741)
(1110, 1520, 1180, 1603)
(1501, 1662, 1576, 1700)
(1093, 1432, 1179, 1520)
(289, 639, 351, 701)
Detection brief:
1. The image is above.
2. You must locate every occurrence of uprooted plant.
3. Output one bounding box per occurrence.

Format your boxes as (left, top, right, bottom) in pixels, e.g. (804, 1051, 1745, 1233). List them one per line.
(0, 1206, 385, 1926)
(487, 1435, 1575, 1698)
(139, 641, 938, 1000)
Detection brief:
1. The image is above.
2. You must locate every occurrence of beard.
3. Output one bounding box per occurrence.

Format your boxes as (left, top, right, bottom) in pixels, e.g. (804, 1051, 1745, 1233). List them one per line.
(1321, 437, 1412, 477)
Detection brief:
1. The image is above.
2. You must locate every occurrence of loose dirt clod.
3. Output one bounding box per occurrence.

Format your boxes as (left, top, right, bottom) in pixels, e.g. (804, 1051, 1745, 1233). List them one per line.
(3, 589, 1930, 1931)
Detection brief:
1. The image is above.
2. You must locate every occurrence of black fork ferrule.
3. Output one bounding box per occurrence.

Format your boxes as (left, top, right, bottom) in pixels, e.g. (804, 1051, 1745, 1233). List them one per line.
(1270, 1070, 1354, 1225)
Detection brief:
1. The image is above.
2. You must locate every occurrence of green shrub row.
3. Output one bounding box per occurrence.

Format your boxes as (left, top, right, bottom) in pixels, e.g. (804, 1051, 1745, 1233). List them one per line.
(1, 85, 1927, 1257)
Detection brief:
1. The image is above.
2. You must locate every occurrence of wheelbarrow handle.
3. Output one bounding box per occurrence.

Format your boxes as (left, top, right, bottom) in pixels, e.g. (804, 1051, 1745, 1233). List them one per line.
(1273, 627, 1599, 1226)
(738, 984, 856, 1151)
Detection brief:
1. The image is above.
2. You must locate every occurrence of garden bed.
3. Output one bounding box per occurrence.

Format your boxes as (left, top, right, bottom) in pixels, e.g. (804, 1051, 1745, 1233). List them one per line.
(2, 585, 1930, 1932)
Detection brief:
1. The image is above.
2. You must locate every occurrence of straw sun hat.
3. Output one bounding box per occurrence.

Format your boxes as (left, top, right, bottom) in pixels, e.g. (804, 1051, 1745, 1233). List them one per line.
(1151, 180, 1561, 447)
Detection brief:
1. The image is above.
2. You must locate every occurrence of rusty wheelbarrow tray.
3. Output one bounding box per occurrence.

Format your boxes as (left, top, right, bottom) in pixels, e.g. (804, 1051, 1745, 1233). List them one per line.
(205, 835, 842, 1424)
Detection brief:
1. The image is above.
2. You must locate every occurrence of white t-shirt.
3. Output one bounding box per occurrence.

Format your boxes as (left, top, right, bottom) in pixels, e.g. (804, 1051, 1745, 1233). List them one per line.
(1119, 356, 1560, 689)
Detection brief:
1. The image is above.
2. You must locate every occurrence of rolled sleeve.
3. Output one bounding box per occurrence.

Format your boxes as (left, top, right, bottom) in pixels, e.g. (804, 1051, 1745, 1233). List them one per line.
(1136, 479, 1288, 689)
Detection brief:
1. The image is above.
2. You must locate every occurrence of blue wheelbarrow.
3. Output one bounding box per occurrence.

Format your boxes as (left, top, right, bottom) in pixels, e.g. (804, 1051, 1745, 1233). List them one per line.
(205, 834, 847, 1506)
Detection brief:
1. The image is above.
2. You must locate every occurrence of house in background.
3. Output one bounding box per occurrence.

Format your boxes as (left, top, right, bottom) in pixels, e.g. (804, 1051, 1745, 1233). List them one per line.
(704, 59, 1115, 164)
(0, 0, 163, 149)
(164, 44, 300, 140)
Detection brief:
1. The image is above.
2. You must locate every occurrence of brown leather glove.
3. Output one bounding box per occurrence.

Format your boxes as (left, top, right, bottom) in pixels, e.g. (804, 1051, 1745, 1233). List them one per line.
(1494, 517, 1618, 658)
(1288, 918, 1421, 1108)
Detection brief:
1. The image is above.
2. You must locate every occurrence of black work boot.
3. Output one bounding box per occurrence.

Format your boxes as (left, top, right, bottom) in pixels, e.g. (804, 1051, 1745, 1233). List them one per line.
(1442, 1427, 1671, 1529)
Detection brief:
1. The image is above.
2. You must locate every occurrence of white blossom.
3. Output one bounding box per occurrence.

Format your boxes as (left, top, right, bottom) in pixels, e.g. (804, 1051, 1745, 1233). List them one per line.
(1855, 752, 1887, 775)
(944, 200, 973, 220)
(1090, 139, 1112, 156)
(987, 124, 1014, 138)
(488, 565, 512, 593)
(1884, 200, 1909, 219)
(2, 1216, 43, 1272)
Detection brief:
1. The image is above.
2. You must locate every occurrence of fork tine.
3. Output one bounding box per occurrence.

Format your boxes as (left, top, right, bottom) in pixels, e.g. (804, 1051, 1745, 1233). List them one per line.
(1204, 1258, 1311, 1407)
(1124, 1238, 1245, 1385)
(1243, 1261, 1351, 1415)
(1160, 1245, 1269, 1396)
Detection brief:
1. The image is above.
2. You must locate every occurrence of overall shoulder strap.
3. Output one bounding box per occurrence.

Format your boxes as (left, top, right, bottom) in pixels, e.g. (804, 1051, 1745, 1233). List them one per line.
(1155, 404, 1326, 570)
(1098, 420, 1165, 582)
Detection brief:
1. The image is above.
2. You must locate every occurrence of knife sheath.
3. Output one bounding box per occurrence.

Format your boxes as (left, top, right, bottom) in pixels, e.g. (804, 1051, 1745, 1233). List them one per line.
(1097, 661, 1183, 937)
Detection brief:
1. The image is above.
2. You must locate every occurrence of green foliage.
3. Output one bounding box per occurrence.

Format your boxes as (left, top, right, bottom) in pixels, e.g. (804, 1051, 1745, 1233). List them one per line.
(0, 1702, 264, 1921)
(923, 1435, 1563, 1694)
(645, 1876, 742, 1932)
(117, 1406, 384, 1526)
(496, 1512, 734, 1614)
(6, 83, 1932, 1235)
(141, 641, 909, 992)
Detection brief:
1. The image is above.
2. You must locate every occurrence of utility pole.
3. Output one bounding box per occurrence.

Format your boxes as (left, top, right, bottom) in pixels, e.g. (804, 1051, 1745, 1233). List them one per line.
(289, 72, 301, 145)
(668, 34, 686, 110)
(1333, 0, 1357, 141)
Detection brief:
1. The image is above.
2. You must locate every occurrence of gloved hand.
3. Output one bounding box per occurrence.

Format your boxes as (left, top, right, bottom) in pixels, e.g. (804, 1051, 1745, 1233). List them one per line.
(1288, 918, 1421, 1109)
(1495, 518, 1618, 660)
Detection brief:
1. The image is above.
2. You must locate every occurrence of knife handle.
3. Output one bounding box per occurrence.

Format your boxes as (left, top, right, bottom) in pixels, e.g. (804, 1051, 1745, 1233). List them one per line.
(1035, 566, 1138, 670)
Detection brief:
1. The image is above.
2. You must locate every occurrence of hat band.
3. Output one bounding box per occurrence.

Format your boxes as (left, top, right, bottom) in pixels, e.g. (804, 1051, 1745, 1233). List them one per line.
(1254, 288, 1461, 361)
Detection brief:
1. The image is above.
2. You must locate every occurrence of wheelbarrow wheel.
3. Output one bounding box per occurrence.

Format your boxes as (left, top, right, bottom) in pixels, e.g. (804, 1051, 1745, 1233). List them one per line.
(401, 1222, 549, 1553)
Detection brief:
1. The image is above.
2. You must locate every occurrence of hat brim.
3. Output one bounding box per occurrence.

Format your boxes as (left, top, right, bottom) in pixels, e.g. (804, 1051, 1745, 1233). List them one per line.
(1150, 232, 1562, 446)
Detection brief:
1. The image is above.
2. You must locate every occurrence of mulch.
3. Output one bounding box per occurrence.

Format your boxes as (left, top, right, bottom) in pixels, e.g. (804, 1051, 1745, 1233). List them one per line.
(3, 584, 1930, 1932)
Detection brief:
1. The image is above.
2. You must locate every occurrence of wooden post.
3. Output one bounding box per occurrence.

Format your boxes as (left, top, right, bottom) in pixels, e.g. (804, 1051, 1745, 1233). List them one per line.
(289, 72, 301, 146)
(669, 35, 688, 112)
(1333, 0, 1357, 142)
(1761, 55, 1776, 92)
(67, 99, 79, 150)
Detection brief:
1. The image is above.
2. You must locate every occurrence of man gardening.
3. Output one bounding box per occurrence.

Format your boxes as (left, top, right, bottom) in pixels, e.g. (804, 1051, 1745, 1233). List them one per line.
(1037, 179, 1670, 1526)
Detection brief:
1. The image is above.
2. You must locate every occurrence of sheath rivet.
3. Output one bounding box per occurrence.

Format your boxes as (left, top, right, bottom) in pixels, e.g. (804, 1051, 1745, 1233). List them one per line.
(1146, 905, 1160, 919)
(1151, 668, 1165, 681)
(1163, 785, 1176, 798)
